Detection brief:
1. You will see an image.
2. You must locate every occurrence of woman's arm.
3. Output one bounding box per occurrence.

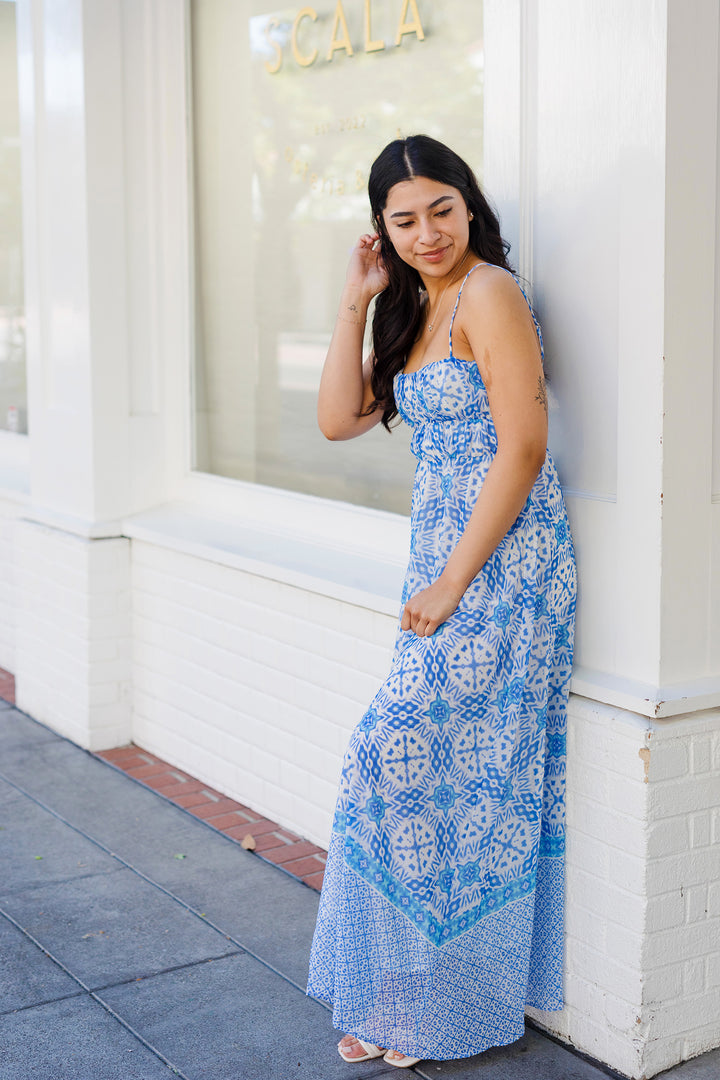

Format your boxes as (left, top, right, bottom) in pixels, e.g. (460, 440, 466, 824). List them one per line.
(402, 268, 548, 637)
(317, 234, 388, 441)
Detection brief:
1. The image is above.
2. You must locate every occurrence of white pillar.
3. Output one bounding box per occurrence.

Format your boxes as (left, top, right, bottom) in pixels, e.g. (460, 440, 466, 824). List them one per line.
(660, 0, 718, 690)
(15, 0, 135, 748)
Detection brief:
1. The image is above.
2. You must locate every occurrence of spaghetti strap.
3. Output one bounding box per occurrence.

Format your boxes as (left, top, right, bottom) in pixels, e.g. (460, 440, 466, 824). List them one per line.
(447, 264, 484, 358)
(448, 263, 545, 363)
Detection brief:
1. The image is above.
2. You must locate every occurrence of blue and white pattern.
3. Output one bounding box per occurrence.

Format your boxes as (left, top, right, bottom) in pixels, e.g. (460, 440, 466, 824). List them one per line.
(308, 265, 577, 1061)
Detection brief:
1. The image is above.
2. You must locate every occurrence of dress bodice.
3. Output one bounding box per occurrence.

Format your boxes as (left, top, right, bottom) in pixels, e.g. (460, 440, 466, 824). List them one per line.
(392, 263, 544, 468)
(394, 357, 498, 465)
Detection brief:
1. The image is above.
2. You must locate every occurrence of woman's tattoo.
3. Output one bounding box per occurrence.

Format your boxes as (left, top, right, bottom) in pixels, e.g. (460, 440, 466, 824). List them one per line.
(535, 375, 548, 417)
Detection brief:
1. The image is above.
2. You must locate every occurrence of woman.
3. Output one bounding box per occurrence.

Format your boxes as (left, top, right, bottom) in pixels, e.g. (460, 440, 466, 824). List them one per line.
(307, 135, 576, 1068)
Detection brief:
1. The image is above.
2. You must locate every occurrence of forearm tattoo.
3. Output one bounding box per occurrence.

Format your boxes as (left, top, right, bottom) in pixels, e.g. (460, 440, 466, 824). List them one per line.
(535, 375, 548, 417)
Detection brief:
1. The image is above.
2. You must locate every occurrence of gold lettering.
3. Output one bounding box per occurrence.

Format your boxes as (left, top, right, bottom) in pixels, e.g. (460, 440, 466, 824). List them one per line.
(291, 7, 318, 67)
(394, 0, 425, 45)
(285, 146, 294, 162)
(364, 0, 384, 53)
(355, 169, 365, 191)
(263, 17, 283, 74)
(326, 1, 354, 60)
(336, 179, 345, 194)
(310, 173, 319, 189)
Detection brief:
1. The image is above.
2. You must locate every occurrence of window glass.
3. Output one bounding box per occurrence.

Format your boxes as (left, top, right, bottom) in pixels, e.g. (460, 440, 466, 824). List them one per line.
(0, 0, 26, 435)
(190, 0, 483, 513)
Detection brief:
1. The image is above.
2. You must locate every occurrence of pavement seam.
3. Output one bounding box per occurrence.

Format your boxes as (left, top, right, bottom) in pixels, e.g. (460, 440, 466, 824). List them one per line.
(0, 765, 325, 1006)
(87, 948, 244, 994)
(0, 903, 191, 1078)
(0, 986, 86, 1017)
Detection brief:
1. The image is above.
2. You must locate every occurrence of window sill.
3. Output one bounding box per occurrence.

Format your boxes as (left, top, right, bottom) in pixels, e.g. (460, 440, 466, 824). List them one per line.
(123, 500, 407, 616)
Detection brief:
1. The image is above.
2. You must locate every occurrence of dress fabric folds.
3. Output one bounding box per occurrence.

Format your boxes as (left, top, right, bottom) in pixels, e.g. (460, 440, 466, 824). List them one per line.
(307, 266, 577, 1061)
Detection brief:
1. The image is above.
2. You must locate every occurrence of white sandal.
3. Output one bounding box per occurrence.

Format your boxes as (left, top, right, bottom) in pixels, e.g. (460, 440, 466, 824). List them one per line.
(384, 1049, 422, 1068)
(338, 1038, 387, 1063)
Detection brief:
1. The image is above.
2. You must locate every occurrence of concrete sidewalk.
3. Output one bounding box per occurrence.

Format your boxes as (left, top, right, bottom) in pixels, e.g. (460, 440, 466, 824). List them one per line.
(0, 701, 717, 1080)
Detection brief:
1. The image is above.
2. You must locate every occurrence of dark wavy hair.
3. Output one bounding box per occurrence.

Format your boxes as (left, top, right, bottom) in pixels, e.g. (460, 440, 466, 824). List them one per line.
(367, 135, 513, 429)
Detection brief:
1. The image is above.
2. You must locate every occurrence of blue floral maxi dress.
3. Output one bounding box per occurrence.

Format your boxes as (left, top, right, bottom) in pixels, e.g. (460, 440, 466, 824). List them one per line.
(307, 266, 577, 1061)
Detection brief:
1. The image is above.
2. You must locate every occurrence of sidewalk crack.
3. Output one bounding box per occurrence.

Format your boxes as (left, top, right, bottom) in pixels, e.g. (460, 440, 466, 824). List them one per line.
(88, 948, 243, 994)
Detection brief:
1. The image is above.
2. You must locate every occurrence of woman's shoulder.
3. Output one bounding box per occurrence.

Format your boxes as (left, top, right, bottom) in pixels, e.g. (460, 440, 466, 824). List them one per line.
(462, 262, 519, 299)
(458, 263, 532, 326)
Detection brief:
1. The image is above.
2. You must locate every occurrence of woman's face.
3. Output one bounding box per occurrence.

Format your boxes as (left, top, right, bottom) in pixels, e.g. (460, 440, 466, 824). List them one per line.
(381, 176, 471, 280)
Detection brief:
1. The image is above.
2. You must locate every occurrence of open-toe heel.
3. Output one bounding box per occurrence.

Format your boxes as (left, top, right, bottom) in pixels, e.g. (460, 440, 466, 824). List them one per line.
(383, 1050, 422, 1068)
(338, 1038, 387, 1063)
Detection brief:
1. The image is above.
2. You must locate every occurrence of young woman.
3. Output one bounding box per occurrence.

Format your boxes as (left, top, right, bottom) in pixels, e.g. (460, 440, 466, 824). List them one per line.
(307, 135, 576, 1068)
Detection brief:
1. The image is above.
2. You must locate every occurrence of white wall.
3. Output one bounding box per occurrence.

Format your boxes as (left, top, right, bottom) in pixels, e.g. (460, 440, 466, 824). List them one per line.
(131, 540, 396, 845)
(15, 518, 131, 750)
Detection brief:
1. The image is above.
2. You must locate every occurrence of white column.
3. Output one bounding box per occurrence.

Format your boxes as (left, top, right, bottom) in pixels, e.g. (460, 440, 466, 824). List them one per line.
(18, 0, 130, 526)
(15, 0, 135, 747)
(660, 0, 719, 689)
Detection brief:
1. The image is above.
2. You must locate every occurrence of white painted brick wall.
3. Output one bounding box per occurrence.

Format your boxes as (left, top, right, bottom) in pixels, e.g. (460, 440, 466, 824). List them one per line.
(641, 716, 720, 1075)
(528, 700, 720, 1079)
(15, 519, 132, 749)
(0, 497, 22, 673)
(130, 540, 397, 844)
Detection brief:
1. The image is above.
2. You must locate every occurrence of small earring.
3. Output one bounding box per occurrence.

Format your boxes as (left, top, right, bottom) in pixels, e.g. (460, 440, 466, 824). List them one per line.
(468, 212, 474, 221)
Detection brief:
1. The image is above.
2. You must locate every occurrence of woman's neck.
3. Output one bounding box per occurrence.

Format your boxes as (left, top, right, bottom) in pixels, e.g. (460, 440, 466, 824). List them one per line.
(421, 248, 476, 303)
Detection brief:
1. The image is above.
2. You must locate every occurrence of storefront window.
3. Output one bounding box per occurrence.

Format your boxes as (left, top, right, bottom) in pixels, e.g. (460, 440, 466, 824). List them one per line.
(190, 0, 483, 514)
(0, 0, 26, 435)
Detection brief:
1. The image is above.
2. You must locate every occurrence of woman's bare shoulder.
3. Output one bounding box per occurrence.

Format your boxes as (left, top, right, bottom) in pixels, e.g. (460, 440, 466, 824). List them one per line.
(456, 264, 533, 334)
(453, 265, 542, 380)
(462, 263, 524, 306)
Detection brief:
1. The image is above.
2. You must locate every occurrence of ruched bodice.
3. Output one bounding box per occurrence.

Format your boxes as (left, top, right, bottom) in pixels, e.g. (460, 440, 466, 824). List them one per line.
(396, 355, 498, 464)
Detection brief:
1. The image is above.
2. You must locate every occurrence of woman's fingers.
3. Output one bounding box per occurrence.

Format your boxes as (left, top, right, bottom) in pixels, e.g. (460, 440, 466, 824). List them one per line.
(402, 602, 437, 637)
(402, 581, 461, 637)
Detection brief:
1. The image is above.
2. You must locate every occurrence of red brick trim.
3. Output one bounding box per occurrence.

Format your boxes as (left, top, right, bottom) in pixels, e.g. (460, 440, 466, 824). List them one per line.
(0, 667, 15, 705)
(96, 745, 326, 891)
(0, 674, 325, 890)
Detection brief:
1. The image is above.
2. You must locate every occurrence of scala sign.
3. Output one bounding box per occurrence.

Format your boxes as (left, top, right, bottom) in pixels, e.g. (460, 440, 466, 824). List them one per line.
(263, 0, 426, 73)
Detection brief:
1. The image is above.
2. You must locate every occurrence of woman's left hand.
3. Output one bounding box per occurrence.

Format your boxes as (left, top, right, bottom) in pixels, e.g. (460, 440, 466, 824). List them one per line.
(401, 579, 463, 637)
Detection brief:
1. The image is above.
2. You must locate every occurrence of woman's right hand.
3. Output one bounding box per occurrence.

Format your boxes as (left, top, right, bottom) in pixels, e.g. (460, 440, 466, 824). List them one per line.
(345, 233, 388, 300)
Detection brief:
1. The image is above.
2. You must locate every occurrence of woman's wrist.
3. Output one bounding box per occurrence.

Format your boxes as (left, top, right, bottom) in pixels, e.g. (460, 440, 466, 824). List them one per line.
(337, 287, 371, 326)
(336, 310, 366, 326)
(437, 569, 468, 604)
